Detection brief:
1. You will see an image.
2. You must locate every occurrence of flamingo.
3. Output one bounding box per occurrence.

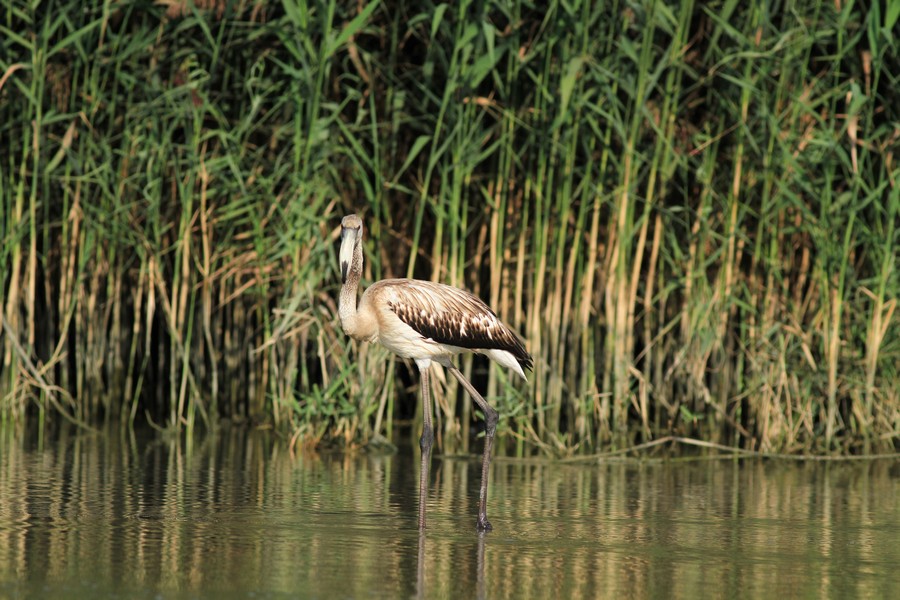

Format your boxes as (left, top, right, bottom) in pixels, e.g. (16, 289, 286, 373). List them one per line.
(338, 214, 532, 531)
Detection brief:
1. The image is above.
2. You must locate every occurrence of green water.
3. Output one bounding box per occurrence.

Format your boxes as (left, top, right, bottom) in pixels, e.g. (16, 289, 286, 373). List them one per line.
(1, 429, 898, 599)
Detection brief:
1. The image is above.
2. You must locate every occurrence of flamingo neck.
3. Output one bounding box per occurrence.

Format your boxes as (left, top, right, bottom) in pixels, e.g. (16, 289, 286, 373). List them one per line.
(339, 239, 365, 338)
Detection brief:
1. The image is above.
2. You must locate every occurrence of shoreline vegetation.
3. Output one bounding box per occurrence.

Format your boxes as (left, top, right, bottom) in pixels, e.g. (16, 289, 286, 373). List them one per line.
(1, 1, 897, 456)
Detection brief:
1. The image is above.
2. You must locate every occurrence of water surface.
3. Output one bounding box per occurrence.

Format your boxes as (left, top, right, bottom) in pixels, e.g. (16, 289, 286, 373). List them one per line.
(1, 429, 898, 598)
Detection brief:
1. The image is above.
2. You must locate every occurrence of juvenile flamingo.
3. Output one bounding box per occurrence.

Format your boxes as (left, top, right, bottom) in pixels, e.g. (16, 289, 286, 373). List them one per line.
(338, 214, 532, 531)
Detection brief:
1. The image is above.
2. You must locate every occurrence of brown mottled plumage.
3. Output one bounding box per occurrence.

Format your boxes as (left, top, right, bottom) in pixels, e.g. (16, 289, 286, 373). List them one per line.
(376, 279, 532, 372)
(338, 214, 531, 532)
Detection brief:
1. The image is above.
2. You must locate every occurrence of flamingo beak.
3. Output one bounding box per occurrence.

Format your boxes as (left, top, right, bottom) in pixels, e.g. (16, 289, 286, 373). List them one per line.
(339, 226, 357, 284)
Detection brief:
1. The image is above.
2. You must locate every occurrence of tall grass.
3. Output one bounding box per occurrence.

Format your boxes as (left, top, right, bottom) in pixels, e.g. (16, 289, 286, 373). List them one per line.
(1, 0, 897, 455)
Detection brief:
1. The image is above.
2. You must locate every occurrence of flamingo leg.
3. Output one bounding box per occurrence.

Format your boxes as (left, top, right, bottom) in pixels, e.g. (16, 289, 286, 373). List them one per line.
(447, 365, 498, 532)
(417, 365, 434, 530)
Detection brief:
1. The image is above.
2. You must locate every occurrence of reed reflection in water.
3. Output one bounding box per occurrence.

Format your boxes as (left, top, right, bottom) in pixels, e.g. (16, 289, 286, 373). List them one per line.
(1, 428, 899, 598)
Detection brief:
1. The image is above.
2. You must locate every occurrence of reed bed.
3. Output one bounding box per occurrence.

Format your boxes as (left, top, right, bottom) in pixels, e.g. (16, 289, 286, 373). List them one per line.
(1, 0, 897, 454)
